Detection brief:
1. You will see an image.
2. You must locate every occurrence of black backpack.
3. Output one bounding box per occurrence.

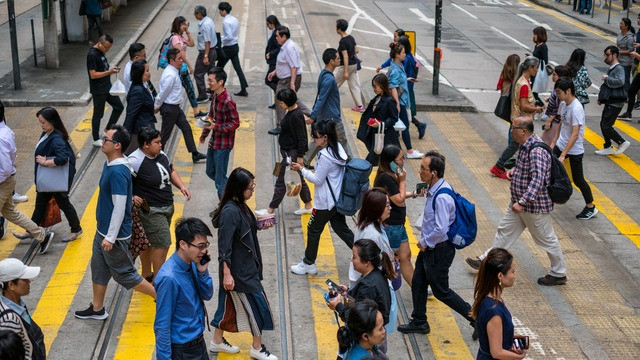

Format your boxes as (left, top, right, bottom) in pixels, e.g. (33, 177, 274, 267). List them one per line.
(529, 142, 572, 204)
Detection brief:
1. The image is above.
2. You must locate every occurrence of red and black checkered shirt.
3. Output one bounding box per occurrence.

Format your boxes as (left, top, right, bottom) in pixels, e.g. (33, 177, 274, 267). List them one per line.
(200, 89, 239, 149)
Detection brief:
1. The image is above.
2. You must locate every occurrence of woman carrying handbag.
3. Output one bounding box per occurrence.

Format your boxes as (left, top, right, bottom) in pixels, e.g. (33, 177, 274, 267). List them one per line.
(357, 74, 399, 166)
(16, 107, 82, 251)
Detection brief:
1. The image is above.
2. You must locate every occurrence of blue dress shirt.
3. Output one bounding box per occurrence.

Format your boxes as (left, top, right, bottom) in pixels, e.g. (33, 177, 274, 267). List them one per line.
(0, 295, 30, 324)
(154, 252, 213, 360)
(421, 178, 456, 248)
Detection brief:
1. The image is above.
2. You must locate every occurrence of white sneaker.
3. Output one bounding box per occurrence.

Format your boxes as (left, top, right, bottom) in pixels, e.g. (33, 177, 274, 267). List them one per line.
(290, 261, 317, 275)
(427, 287, 433, 297)
(293, 207, 312, 215)
(406, 150, 424, 159)
(12, 193, 28, 203)
(249, 344, 278, 360)
(595, 146, 615, 155)
(255, 208, 272, 217)
(615, 141, 631, 155)
(209, 338, 240, 354)
(92, 139, 103, 147)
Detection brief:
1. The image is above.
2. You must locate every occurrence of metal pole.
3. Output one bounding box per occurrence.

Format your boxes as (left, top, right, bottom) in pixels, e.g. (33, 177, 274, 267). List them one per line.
(31, 19, 38, 67)
(433, 0, 442, 95)
(608, 0, 612, 25)
(7, 0, 21, 90)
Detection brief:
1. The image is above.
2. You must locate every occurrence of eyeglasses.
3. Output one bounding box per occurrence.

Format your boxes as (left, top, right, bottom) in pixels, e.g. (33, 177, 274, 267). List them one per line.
(511, 126, 527, 131)
(101, 136, 118, 144)
(246, 183, 256, 191)
(185, 241, 210, 250)
(604, 53, 612, 58)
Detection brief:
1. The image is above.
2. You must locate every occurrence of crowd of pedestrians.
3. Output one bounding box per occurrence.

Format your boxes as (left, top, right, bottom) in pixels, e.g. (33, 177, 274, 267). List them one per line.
(1, 3, 638, 360)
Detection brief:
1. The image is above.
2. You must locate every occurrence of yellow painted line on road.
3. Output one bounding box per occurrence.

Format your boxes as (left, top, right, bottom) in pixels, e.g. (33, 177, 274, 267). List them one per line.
(615, 121, 640, 143)
(113, 115, 198, 359)
(214, 110, 259, 359)
(342, 108, 474, 359)
(584, 126, 640, 183)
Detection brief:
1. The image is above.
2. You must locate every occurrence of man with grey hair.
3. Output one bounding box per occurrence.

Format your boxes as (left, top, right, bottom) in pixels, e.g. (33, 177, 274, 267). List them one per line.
(466, 115, 567, 286)
(193, 5, 217, 102)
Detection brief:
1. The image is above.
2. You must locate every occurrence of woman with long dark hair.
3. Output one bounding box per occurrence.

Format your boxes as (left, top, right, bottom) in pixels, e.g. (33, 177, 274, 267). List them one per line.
(170, 16, 205, 118)
(17, 107, 81, 250)
(387, 42, 423, 160)
(335, 299, 387, 360)
(472, 248, 526, 360)
(210, 167, 277, 360)
(328, 239, 394, 355)
(373, 145, 419, 287)
(123, 60, 156, 154)
(264, 15, 281, 108)
(490, 54, 520, 179)
(357, 74, 400, 165)
(565, 49, 591, 108)
(289, 120, 354, 275)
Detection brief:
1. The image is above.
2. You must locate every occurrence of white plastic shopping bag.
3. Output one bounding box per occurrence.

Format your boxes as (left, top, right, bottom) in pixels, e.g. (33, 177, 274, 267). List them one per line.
(109, 77, 126, 96)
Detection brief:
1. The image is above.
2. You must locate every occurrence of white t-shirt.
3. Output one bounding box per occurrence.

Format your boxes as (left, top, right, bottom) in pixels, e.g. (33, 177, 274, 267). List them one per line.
(556, 99, 585, 155)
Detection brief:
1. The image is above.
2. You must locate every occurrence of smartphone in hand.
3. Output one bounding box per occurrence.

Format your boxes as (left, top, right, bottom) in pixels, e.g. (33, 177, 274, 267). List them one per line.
(200, 253, 211, 266)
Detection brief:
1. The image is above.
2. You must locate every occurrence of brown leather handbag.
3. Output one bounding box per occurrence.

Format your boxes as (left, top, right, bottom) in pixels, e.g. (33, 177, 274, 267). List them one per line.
(41, 198, 62, 228)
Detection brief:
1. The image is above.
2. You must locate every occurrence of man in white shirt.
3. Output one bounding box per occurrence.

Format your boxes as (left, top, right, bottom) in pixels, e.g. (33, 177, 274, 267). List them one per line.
(124, 43, 146, 95)
(193, 5, 217, 102)
(267, 26, 311, 135)
(0, 101, 54, 251)
(154, 48, 206, 164)
(216, 2, 248, 97)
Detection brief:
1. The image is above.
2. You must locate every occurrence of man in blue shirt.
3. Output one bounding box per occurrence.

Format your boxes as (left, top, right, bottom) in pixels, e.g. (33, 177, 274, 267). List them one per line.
(154, 217, 214, 360)
(303, 48, 352, 165)
(398, 151, 477, 340)
(85, 0, 104, 43)
(75, 125, 156, 320)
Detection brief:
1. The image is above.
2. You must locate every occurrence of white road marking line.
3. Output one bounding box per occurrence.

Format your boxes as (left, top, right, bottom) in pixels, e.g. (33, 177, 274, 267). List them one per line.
(347, 12, 361, 33)
(314, 0, 356, 11)
(517, 13, 552, 31)
(358, 45, 390, 53)
(451, 3, 478, 19)
(351, 28, 390, 37)
(490, 26, 530, 50)
(409, 8, 435, 26)
(281, 7, 287, 19)
(361, 66, 378, 71)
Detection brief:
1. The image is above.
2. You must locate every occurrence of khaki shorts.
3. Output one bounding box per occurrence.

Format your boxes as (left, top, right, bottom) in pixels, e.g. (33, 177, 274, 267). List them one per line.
(138, 204, 174, 248)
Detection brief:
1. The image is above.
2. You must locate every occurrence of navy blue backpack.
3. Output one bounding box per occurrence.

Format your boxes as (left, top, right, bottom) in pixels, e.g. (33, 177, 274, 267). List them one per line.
(327, 158, 372, 216)
(432, 187, 477, 249)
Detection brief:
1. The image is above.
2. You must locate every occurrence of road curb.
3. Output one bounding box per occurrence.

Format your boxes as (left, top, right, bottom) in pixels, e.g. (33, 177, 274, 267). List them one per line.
(2, 0, 170, 107)
(527, 0, 618, 37)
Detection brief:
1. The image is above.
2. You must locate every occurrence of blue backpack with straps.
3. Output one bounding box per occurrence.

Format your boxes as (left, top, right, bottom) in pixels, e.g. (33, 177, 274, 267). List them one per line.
(432, 187, 477, 249)
(327, 158, 372, 216)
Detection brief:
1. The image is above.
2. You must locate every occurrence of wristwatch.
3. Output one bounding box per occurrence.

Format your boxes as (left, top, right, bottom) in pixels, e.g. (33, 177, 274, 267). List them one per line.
(518, 199, 527, 206)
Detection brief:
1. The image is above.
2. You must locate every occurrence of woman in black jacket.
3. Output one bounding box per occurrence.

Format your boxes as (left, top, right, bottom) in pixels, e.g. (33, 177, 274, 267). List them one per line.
(264, 15, 281, 108)
(123, 60, 156, 154)
(328, 239, 394, 354)
(17, 107, 81, 248)
(255, 89, 313, 217)
(357, 74, 400, 165)
(210, 167, 277, 359)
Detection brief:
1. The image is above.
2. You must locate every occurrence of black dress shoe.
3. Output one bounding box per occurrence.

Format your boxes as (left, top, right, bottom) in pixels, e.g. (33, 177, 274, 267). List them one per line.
(194, 111, 208, 117)
(234, 89, 248, 97)
(268, 104, 275, 109)
(268, 127, 281, 135)
(192, 152, 207, 163)
(397, 320, 430, 334)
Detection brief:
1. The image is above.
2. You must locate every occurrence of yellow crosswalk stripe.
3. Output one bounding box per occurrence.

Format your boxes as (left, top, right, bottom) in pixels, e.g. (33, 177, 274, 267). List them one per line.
(615, 121, 640, 143)
(583, 126, 640, 183)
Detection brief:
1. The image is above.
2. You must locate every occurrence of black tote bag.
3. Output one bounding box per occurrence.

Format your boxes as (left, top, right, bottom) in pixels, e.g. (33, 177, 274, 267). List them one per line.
(494, 87, 512, 122)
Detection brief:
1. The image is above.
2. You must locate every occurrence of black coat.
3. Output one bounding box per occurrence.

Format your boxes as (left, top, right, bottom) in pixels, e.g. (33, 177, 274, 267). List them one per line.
(34, 131, 76, 192)
(335, 268, 392, 326)
(265, 30, 280, 68)
(124, 83, 157, 134)
(212, 202, 264, 293)
(356, 95, 400, 165)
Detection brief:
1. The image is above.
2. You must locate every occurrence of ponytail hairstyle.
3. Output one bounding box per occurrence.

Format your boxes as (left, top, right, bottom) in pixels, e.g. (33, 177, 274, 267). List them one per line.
(388, 42, 404, 60)
(356, 188, 388, 232)
(512, 56, 539, 98)
(622, 17, 636, 35)
(375, 144, 402, 183)
(354, 239, 395, 281)
(337, 299, 380, 354)
(311, 120, 346, 161)
(471, 248, 514, 319)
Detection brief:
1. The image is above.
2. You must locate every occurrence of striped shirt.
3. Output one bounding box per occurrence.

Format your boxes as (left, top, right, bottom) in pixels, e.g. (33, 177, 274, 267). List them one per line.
(0, 299, 33, 359)
(510, 134, 553, 214)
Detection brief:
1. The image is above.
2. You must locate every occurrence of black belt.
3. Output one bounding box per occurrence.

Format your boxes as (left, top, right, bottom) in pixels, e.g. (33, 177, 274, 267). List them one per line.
(162, 103, 181, 107)
(171, 334, 203, 349)
(425, 241, 448, 251)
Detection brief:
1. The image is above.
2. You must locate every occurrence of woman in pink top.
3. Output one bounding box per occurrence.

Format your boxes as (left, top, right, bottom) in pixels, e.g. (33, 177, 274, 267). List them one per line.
(170, 16, 205, 117)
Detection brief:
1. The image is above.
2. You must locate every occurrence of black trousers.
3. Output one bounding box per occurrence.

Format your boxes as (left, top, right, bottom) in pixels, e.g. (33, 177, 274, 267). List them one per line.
(269, 148, 312, 209)
(159, 104, 197, 153)
(410, 242, 473, 325)
(86, 14, 103, 42)
(32, 191, 82, 233)
(626, 73, 640, 114)
(304, 207, 354, 265)
(217, 44, 248, 90)
(600, 104, 625, 148)
(553, 147, 593, 205)
(194, 48, 218, 99)
(91, 93, 123, 141)
(496, 124, 519, 168)
(170, 335, 208, 360)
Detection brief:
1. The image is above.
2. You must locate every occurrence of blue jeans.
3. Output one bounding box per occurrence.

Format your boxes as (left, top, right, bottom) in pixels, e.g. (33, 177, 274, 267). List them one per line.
(580, 0, 592, 12)
(205, 148, 231, 199)
(399, 105, 412, 150)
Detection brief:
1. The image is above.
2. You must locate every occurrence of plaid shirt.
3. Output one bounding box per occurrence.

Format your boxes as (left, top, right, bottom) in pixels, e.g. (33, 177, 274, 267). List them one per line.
(200, 89, 239, 149)
(510, 134, 553, 213)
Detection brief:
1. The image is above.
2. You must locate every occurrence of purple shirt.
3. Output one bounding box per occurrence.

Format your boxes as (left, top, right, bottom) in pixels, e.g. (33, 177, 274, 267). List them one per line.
(510, 134, 553, 213)
(421, 178, 455, 248)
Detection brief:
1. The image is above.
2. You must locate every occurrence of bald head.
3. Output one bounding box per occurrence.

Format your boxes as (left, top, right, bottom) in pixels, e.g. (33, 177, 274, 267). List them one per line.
(511, 115, 534, 145)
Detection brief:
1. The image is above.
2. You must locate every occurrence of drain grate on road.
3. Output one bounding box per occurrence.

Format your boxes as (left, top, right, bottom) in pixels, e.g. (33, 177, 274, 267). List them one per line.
(560, 32, 587, 37)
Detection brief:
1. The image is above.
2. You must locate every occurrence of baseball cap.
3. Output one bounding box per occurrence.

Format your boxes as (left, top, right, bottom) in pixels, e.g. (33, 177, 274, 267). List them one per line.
(0, 258, 40, 283)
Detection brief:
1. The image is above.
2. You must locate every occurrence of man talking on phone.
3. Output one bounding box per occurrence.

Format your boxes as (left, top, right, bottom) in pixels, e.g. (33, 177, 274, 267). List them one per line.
(154, 217, 213, 360)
